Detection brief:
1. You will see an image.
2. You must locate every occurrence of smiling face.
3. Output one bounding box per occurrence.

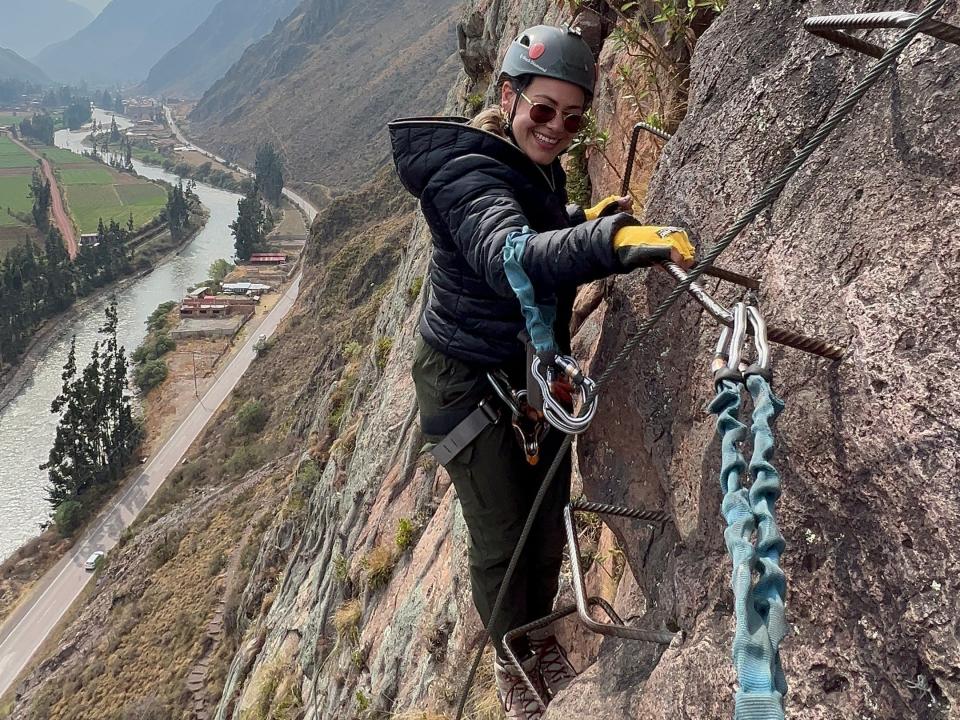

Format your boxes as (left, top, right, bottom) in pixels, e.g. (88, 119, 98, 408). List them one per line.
(501, 76, 585, 166)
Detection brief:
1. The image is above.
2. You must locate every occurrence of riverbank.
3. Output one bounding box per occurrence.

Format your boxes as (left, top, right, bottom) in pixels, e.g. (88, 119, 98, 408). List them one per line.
(0, 210, 208, 413)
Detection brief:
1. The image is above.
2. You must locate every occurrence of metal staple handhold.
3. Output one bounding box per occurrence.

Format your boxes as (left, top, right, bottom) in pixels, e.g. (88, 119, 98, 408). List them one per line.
(805, 11, 960, 58)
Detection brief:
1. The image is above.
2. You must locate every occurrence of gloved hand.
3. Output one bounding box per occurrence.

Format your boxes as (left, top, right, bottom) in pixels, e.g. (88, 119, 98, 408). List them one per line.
(585, 195, 633, 221)
(613, 225, 695, 270)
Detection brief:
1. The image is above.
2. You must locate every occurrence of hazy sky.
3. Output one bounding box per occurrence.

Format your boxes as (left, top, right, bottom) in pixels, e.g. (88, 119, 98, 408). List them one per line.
(71, 0, 110, 15)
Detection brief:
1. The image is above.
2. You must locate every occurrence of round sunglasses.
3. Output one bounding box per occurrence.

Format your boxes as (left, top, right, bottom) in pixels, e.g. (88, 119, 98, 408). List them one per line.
(519, 91, 586, 133)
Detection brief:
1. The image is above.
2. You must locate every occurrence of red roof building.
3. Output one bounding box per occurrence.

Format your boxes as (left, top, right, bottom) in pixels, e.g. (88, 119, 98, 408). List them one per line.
(247, 253, 287, 264)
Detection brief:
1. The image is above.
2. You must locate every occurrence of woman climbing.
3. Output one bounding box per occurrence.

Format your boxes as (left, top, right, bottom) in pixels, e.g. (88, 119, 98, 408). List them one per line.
(389, 24, 694, 720)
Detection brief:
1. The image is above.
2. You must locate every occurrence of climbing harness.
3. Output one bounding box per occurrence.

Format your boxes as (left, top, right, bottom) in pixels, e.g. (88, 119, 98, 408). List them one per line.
(455, 4, 950, 718)
(709, 302, 788, 719)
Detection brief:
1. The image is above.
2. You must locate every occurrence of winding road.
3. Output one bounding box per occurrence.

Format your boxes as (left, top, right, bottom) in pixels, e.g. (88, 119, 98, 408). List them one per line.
(0, 121, 316, 700)
(4, 132, 79, 258)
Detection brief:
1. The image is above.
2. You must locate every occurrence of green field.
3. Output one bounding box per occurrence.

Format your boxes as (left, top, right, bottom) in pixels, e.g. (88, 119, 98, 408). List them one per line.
(58, 167, 114, 185)
(0, 136, 37, 169)
(64, 181, 166, 233)
(0, 176, 34, 227)
(0, 114, 26, 127)
(39, 147, 88, 164)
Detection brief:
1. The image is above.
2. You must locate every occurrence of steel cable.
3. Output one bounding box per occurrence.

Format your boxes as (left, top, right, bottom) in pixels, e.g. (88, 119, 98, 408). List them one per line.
(453, 3, 945, 716)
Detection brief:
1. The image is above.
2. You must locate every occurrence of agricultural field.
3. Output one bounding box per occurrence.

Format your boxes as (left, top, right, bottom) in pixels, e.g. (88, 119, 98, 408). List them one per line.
(0, 136, 37, 234)
(58, 157, 166, 233)
(0, 114, 27, 128)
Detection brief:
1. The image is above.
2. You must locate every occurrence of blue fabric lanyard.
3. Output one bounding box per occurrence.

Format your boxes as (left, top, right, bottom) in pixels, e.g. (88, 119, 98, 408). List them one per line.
(503, 228, 557, 355)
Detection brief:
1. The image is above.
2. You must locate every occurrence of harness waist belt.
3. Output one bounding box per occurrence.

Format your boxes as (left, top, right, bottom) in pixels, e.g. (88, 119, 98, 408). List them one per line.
(430, 399, 500, 465)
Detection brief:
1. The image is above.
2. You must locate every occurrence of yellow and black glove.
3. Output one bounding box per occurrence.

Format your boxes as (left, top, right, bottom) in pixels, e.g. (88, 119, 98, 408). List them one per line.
(613, 225, 695, 270)
(584, 195, 622, 221)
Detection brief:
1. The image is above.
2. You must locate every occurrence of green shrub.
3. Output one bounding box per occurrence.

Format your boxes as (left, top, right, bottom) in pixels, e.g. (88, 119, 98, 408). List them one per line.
(395, 518, 416, 552)
(375, 337, 393, 371)
(223, 445, 264, 479)
(407, 276, 424, 304)
(131, 332, 175, 364)
(145, 301, 177, 333)
(466, 93, 485, 115)
(53, 499, 84, 536)
(343, 340, 362, 359)
(234, 400, 269, 435)
(134, 359, 168, 392)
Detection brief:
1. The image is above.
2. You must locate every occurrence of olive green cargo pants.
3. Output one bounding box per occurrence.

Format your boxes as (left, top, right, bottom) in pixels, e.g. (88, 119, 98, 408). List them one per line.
(412, 337, 571, 659)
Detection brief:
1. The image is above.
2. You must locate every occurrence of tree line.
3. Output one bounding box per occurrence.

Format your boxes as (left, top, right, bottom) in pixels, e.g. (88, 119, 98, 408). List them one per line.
(231, 143, 285, 260)
(18, 113, 55, 145)
(42, 302, 141, 535)
(0, 222, 133, 366)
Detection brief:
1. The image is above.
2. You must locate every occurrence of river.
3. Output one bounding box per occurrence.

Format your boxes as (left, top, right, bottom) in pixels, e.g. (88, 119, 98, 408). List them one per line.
(0, 109, 241, 561)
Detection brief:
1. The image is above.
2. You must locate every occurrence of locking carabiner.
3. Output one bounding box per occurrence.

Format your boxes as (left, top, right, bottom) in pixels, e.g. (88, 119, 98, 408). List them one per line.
(741, 305, 772, 380)
(531, 354, 598, 435)
(713, 302, 748, 386)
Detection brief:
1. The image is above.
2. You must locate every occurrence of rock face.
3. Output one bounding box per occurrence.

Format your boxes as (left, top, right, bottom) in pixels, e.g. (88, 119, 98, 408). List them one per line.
(180, 0, 960, 718)
(565, 1, 960, 718)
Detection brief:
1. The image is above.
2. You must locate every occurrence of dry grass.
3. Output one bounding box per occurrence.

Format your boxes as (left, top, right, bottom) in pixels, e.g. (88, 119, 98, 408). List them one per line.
(465, 650, 505, 720)
(332, 598, 362, 645)
(361, 544, 397, 591)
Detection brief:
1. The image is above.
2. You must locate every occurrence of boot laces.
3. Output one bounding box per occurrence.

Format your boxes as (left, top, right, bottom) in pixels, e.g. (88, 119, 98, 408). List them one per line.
(496, 661, 545, 719)
(531, 636, 577, 695)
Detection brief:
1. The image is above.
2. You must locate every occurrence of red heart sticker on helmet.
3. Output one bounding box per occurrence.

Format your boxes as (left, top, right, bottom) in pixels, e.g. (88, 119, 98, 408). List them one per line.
(529, 42, 545, 60)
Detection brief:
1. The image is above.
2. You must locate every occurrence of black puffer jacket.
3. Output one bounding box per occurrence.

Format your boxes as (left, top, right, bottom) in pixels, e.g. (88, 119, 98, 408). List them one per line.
(389, 117, 635, 366)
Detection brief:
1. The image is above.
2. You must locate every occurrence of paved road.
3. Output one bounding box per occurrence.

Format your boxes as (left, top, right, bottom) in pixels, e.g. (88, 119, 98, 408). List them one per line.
(163, 107, 318, 225)
(4, 132, 79, 258)
(0, 120, 316, 699)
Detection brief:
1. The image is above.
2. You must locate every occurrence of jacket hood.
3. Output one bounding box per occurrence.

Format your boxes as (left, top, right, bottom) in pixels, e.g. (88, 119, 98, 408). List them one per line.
(388, 116, 559, 198)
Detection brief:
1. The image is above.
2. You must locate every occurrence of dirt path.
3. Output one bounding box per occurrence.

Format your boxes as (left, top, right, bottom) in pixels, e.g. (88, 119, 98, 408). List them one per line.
(5, 133, 78, 259)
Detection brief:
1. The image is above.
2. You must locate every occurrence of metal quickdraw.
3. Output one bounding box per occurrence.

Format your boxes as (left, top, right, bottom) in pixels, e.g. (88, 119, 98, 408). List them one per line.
(709, 301, 789, 720)
(503, 229, 600, 436)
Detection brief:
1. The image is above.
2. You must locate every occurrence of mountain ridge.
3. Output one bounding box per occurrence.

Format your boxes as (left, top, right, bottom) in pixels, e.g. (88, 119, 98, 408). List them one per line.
(187, 0, 462, 197)
(140, 0, 303, 99)
(0, 0, 93, 60)
(33, 0, 220, 86)
(0, 47, 50, 85)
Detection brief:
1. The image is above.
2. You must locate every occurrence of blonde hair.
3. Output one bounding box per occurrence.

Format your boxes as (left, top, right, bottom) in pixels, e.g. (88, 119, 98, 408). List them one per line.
(469, 105, 508, 138)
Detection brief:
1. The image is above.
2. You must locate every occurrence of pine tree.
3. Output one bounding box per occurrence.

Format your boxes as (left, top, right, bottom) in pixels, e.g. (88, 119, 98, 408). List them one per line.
(254, 143, 284, 206)
(231, 188, 266, 260)
(29, 167, 51, 231)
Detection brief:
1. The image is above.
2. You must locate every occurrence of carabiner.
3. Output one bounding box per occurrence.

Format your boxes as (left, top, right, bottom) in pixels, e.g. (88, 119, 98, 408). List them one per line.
(712, 302, 748, 385)
(742, 305, 772, 379)
(531, 354, 598, 435)
(486, 370, 523, 416)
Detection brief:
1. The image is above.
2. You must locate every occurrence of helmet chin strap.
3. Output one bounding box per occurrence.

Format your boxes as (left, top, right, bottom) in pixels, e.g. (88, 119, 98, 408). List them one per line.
(504, 79, 526, 145)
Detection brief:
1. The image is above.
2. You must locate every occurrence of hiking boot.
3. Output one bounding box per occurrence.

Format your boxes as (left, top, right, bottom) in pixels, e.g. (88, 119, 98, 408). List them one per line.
(494, 655, 547, 719)
(530, 635, 578, 699)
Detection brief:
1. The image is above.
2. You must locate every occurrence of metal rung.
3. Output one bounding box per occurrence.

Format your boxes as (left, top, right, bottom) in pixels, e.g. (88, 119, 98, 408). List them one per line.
(502, 599, 622, 713)
(805, 11, 960, 58)
(565, 504, 677, 645)
(661, 261, 847, 361)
